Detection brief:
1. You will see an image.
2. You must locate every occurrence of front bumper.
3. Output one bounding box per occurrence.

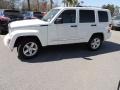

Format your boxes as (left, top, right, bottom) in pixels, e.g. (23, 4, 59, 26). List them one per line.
(4, 34, 13, 51)
(0, 21, 9, 34)
(0, 25, 8, 34)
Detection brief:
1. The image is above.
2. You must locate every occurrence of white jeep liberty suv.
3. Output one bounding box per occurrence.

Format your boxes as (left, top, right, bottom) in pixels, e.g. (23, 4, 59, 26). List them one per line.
(4, 7, 112, 59)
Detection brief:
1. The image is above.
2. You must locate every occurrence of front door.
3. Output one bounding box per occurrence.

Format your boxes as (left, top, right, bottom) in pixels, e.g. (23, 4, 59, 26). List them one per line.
(55, 10, 79, 44)
(77, 9, 97, 42)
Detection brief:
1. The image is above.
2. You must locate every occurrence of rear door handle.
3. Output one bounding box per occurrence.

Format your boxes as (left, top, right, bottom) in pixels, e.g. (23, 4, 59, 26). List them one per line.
(70, 25, 77, 27)
(91, 24, 96, 26)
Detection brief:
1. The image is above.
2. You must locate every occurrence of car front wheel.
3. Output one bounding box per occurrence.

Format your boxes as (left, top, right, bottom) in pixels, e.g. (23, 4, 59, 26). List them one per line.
(17, 39, 40, 60)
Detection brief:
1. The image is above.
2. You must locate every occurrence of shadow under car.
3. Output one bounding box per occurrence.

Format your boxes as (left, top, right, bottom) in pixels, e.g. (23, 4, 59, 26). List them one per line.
(21, 41, 120, 63)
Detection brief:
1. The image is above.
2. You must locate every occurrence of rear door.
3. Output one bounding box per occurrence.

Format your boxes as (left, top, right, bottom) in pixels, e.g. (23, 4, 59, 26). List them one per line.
(77, 9, 97, 42)
(97, 11, 109, 33)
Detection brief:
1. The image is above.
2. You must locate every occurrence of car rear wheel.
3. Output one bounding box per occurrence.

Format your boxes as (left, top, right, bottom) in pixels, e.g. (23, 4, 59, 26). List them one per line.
(88, 36, 103, 50)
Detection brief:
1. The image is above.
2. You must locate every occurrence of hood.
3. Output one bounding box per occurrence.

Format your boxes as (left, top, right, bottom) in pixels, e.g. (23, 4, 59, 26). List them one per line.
(9, 19, 49, 28)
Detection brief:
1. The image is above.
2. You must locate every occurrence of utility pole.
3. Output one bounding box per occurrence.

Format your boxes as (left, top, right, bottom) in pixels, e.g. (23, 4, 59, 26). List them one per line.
(50, 0, 53, 9)
(37, 0, 39, 11)
(27, 0, 30, 10)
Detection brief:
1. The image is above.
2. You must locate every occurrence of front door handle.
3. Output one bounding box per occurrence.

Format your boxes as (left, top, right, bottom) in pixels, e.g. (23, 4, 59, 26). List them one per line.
(70, 25, 77, 27)
(91, 24, 96, 26)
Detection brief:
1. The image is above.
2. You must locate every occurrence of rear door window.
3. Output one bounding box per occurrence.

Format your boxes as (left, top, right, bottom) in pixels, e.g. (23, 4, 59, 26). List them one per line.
(79, 10, 95, 23)
(98, 11, 108, 22)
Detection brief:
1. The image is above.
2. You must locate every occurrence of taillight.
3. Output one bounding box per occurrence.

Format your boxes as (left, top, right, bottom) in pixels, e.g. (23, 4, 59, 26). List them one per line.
(109, 24, 112, 27)
(108, 24, 112, 33)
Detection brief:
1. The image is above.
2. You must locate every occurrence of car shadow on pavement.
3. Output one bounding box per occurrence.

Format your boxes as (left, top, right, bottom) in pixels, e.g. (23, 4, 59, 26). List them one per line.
(22, 41, 120, 63)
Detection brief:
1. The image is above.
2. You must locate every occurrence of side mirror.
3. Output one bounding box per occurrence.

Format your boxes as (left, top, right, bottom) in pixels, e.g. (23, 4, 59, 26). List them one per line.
(55, 18, 62, 24)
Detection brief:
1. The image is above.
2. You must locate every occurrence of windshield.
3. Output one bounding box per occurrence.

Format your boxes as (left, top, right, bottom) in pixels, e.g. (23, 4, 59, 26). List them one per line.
(4, 10, 23, 19)
(24, 12, 33, 17)
(113, 16, 120, 20)
(34, 12, 42, 19)
(4, 10, 20, 16)
(42, 9, 60, 22)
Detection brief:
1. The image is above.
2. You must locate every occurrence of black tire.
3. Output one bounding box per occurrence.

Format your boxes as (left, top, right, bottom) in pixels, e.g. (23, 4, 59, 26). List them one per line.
(88, 35, 103, 51)
(17, 38, 41, 60)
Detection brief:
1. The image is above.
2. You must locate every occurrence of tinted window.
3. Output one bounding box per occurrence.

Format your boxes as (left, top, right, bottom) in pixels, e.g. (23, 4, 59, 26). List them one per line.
(24, 11, 33, 17)
(79, 10, 95, 23)
(4, 10, 20, 16)
(98, 11, 108, 22)
(60, 10, 76, 23)
(34, 12, 42, 19)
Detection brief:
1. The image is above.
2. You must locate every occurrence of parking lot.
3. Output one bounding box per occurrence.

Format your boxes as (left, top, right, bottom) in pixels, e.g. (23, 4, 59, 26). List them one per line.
(0, 30, 120, 90)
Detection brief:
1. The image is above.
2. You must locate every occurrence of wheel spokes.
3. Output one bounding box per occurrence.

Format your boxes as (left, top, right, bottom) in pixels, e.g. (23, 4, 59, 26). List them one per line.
(23, 42, 38, 57)
(24, 49, 29, 54)
(91, 38, 101, 49)
(30, 43, 35, 48)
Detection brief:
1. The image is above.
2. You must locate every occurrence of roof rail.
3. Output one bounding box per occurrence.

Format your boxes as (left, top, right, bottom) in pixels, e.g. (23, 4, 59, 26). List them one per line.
(76, 5, 102, 8)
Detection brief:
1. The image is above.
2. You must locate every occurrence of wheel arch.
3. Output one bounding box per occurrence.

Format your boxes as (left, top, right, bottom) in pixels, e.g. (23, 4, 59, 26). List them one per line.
(14, 36, 42, 47)
(89, 33, 104, 42)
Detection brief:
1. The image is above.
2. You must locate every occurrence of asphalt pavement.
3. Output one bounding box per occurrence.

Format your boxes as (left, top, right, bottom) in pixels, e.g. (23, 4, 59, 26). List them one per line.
(0, 30, 120, 90)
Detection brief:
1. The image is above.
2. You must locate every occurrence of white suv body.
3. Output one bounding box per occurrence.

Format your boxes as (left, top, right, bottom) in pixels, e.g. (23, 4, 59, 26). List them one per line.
(4, 7, 111, 59)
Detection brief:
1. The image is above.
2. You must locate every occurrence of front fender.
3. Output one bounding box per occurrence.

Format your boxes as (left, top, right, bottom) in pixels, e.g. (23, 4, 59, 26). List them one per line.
(5, 30, 46, 50)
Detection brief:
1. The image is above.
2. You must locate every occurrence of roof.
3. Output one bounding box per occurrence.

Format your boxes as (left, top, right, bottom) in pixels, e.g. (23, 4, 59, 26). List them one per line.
(54, 7, 109, 11)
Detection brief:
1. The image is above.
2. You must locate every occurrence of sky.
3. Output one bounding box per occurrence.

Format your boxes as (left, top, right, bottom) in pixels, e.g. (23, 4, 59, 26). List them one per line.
(56, 0, 120, 7)
(84, 0, 120, 7)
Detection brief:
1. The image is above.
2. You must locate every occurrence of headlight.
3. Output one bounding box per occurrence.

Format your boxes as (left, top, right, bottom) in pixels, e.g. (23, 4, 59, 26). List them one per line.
(7, 39, 11, 45)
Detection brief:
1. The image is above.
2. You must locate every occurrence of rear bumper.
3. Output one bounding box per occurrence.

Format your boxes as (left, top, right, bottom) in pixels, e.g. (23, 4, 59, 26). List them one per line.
(104, 32, 111, 40)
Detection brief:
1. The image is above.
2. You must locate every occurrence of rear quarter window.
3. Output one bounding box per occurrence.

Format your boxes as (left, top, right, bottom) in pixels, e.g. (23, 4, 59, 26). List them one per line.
(98, 11, 108, 22)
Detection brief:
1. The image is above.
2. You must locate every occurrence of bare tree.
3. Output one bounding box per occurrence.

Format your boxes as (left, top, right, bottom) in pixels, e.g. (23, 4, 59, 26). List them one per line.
(0, 0, 10, 9)
(9, 0, 16, 9)
(63, 0, 78, 7)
